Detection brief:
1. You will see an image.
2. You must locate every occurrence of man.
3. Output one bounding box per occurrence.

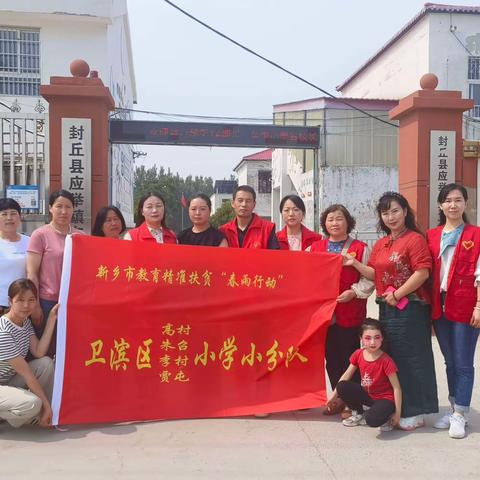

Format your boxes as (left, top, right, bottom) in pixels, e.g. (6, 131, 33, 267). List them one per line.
(220, 185, 279, 250)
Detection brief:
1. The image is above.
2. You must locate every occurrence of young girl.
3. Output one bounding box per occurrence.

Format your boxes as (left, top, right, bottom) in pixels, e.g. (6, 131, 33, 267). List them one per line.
(0, 279, 58, 428)
(327, 318, 402, 430)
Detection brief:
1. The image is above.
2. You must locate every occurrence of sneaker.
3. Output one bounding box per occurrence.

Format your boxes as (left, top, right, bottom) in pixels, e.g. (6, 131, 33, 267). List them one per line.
(378, 421, 394, 432)
(398, 415, 425, 431)
(342, 411, 366, 427)
(449, 412, 466, 439)
(433, 412, 452, 429)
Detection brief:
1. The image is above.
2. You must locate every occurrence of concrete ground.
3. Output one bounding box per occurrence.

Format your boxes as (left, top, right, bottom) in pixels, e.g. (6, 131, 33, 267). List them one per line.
(1, 299, 479, 479)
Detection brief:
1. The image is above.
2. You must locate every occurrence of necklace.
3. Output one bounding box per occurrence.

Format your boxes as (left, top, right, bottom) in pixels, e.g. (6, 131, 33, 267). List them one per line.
(49, 222, 72, 235)
(391, 227, 408, 241)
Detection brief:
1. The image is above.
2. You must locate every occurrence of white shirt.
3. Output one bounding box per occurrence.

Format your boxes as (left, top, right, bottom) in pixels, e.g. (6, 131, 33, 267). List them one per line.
(0, 234, 29, 306)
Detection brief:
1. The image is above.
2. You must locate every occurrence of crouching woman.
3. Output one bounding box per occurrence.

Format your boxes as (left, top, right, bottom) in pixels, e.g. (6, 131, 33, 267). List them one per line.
(0, 279, 58, 427)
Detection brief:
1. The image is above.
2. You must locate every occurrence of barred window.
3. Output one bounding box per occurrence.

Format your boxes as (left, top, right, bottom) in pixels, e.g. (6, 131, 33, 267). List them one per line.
(258, 170, 272, 194)
(0, 28, 40, 96)
(468, 56, 480, 80)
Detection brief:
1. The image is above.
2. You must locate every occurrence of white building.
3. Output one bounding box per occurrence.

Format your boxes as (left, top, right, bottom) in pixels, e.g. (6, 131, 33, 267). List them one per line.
(336, 2, 480, 224)
(210, 179, 236, 215)
(0, 0, 137, 229)
(233, 149, 272, 220)
(272, 97, 398, 237)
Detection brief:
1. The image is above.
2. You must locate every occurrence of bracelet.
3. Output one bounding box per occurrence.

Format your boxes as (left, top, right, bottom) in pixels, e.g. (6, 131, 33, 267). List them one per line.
(392, 291, 398, 301)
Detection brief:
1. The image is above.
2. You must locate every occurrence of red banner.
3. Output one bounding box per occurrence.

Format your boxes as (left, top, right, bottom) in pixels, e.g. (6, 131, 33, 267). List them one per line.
(52, 235, 341, 425)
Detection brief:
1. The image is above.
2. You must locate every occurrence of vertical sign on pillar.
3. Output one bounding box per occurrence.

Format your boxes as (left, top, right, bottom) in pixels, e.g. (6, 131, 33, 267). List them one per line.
(429, 130, 455, 228)
(61, 118, 92, 232)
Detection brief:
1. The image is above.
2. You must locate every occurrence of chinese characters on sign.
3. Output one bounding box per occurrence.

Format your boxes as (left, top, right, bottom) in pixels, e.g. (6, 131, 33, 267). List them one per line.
(62, 118, 91, 232)
(429, 130, 455, 228)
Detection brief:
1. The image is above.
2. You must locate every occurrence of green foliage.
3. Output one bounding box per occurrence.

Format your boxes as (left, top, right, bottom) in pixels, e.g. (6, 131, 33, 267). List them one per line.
(134, 165, 214, 233)
(210, 201, 235, 228)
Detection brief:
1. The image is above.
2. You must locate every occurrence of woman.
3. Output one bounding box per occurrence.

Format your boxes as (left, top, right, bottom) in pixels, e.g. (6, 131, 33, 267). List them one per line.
(0, 198, 29, 315)
(426, 183, 480, 439)
(345, 191, 438, 430)
(124, 192, 177, 244)
(310, 204, 374, 416)
(0, 279, 57, 428)
(92, 206, 127, 239)
(276, 195, 321, 250)
(177, 194, 228, 247)
(27, 190, 83, 338)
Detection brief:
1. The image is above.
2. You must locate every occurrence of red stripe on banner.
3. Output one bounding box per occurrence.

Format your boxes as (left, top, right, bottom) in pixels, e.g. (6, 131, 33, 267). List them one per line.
(55, 236, 341, 425)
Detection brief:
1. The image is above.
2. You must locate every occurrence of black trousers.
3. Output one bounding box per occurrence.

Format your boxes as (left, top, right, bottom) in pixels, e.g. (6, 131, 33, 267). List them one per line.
(325, 323, 360, 389)
(336, 380, 396, 427)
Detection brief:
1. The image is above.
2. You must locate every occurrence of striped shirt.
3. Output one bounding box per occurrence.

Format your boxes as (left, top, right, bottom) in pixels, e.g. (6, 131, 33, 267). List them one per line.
(0, 315, 35, 384)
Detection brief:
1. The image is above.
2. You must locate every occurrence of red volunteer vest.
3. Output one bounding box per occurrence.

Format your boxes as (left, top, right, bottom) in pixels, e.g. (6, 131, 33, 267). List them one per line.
(427, 224, 480, 322)
(128, 222, 177, 244)
(219, 214, 275, 249)
(310, 237, 367, 328)
(276, 225, 322, 251)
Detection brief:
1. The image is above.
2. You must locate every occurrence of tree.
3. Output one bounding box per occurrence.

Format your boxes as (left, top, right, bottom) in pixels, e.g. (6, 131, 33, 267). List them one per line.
(134, 165, 214, 232)
(210, 201, 235, 228)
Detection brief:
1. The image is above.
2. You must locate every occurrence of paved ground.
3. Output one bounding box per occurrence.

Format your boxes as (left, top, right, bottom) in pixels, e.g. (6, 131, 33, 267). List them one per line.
(1, 299, 479, 479)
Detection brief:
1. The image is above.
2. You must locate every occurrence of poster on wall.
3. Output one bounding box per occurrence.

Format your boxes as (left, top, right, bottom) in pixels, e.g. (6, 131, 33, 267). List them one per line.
(429, 131, 455, 228)
(61, 118, 92, 232)
(6, 185, 39, 210)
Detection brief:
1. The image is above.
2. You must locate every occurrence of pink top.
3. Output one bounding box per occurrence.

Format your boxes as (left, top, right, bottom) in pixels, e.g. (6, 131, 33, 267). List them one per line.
(27, 225, 83, 301)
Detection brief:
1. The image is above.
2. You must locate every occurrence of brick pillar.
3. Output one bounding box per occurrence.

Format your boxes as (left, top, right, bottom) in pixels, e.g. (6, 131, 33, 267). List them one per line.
(389, 73, 473, 232)
(40, 59, 115, 232)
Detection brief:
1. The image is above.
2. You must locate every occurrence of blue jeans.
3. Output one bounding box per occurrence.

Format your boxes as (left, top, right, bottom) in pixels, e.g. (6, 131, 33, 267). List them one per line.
(434, 315, 480, 412)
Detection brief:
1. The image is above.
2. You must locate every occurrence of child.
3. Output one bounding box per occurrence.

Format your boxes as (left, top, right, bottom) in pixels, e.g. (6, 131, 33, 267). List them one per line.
(0, 278, 58, 428)
(326, 318, 402, 431)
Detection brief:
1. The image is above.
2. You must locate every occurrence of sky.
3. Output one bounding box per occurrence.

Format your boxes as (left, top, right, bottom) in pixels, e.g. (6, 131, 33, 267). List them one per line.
(127, 0, 474, 180)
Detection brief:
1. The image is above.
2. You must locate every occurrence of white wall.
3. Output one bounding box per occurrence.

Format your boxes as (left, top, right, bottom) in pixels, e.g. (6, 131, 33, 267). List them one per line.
(339, 16, 430, 99)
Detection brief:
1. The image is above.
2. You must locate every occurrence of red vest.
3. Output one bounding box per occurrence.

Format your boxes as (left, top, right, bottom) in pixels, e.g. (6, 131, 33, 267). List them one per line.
(220, 214, 275, 249)
(128, 222, 177, 244)
(427, 224, 480, 322)
(310, 237, 367, 328)
(276, 225, 322, 251)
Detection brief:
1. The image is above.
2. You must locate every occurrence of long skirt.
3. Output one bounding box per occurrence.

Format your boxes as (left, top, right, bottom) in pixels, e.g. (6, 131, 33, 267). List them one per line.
(379, 300, 438, 417)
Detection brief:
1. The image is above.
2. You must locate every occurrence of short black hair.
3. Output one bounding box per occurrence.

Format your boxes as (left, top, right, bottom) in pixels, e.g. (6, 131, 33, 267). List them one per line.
(188, 193, 212, 210)
(92, 206, 127, 237)
(437, 183, 469, 225)
(0, 197, 21, 214)
(49, 189, 74, 207)
(233, 185, 256, 201)
(320, 204, 356, 236)
(279, 194, 305, 214)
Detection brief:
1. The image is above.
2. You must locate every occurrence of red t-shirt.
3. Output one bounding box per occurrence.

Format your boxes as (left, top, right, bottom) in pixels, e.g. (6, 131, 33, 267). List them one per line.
(349, 349, 398, 402)
(368, 230, 432, 302)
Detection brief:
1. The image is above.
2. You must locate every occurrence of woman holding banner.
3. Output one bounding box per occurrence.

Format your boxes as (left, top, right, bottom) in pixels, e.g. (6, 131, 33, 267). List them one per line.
(178, 194, 228, 247)
(27, 190, 83, 346)
(124, 192, 177, 244)
(276, 195, 321, 251)
(310, 204, 374, 416)
(344, 192, 437, 430)
(0, 198, 29, 316)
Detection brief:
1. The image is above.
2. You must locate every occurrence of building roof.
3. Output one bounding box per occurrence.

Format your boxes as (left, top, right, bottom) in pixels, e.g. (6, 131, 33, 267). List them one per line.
(233, 149, 273, 172)
(213, 180, 237, 194)
(273, 96, 397, 112)
(336, 3, 480, 92)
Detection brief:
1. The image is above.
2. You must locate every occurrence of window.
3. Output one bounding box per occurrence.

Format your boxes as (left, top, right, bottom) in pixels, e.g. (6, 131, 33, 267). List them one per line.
(0, 28, 40, 96)
(468, 57, 480, 80)
(258, 170, 272, 194)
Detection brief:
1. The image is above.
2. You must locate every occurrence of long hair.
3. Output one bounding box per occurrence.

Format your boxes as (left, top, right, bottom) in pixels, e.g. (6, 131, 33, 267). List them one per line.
(376, 191, 421, 235)
(437, 183, 469, 226)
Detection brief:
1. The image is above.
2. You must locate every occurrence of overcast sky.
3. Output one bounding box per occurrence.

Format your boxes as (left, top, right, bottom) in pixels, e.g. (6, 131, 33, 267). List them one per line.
(127, 0, 472, 180)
